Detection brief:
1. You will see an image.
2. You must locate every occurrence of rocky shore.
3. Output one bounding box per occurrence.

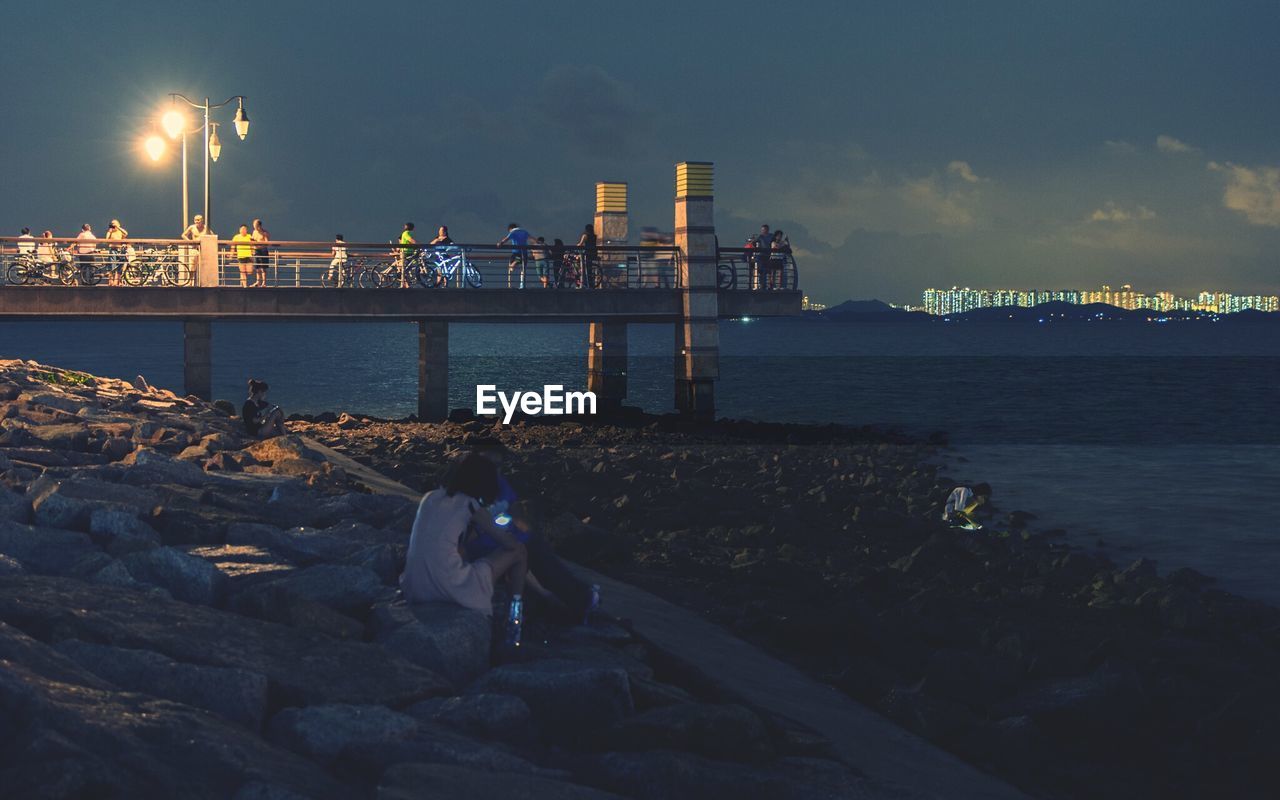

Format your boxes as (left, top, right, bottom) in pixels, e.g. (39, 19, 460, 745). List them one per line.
(290, 409, 1280, 800)
(0, 360, 872, 799)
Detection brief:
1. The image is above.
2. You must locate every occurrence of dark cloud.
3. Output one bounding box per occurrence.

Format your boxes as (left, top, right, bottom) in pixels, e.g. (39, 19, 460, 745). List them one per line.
(533, 65, 654, 159)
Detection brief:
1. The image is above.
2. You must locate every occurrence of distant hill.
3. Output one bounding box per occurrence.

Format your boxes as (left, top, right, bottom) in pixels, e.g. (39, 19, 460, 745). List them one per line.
(802, 299, 1277, 323)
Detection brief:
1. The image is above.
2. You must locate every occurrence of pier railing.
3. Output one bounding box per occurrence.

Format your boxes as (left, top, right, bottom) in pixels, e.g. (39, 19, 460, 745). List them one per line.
(0, 237, 197, 287)
(715, 247, 799, 291)
(215, 241, 684, 289)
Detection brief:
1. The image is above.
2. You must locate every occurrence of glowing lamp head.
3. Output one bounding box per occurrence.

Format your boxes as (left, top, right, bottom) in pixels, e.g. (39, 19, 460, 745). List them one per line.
(233, 100, 249, 140)
(161, 109, 186, 139)
(144, 135, 166, 162)
(208, 124, 222, 162)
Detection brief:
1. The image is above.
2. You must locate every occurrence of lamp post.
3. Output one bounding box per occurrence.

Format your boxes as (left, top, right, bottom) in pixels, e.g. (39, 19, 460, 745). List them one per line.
(162, 94, 250, 231)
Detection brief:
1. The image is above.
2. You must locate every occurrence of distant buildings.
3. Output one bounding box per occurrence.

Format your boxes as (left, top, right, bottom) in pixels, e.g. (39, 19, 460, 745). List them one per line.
(801, 295, 827, 312)
(921, 284, 1279, 316)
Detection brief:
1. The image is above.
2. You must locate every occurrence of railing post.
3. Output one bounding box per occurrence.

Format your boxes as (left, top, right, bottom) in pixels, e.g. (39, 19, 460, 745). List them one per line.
(674, 162, 719, 420)
(183, 319, 212, 400)
(418, 320, 449, 422)
(197, 234, 219, 287)
(587, 320, 628, 413)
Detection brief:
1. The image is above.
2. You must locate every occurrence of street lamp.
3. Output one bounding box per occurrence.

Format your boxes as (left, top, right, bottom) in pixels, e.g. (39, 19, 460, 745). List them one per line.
(163, 93, 252, 231)
(144, 136, 166, 162)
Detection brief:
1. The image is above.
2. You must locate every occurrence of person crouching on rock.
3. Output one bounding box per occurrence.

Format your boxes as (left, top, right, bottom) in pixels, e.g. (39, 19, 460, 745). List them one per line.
(243, 379, 285, 439)
(401, 453, 529, 648)
(943, 482, 991, 530)
(464, 441, 601, 623)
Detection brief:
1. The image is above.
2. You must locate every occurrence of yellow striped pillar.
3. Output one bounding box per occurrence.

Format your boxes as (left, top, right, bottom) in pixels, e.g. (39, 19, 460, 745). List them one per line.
(588, 182, 629, 411)
(674, 161, 718, 420)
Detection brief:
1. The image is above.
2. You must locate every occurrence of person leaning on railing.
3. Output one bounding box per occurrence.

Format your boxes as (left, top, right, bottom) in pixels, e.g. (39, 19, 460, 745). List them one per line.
(252, 219, 270, 288)
(104, 219, 128, 287)
(769, 230, 791, 290)
(181, 215, 212, 282)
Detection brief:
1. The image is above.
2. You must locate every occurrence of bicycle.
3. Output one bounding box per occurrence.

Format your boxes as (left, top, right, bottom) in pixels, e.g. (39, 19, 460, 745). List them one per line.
(122, 247, 192, 287)
(6, 251, 75, 286)
(320, 256, 380, 288)
(421, 246, 481, 289)
(717, 261, 738, 290)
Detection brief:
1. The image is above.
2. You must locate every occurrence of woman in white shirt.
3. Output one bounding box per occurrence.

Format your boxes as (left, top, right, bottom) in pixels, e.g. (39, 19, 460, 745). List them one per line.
(401, 454, 527, 619)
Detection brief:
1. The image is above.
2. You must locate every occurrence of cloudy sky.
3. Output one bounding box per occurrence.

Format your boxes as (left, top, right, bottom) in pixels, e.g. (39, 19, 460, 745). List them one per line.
(2, 0, 1277, 304)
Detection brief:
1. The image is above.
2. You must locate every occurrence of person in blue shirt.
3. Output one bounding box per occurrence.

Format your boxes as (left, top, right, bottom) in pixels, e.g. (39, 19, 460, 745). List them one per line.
(497, 223, 531, 288)
(459, 440, 600, 621)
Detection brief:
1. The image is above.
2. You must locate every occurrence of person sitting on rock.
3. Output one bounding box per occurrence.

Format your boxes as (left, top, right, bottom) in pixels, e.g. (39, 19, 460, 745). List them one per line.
(401, 453, 528, 644)
(242, 379, 285, 439)
(943, 483, 991, 530)
(464, 440, 601, 623)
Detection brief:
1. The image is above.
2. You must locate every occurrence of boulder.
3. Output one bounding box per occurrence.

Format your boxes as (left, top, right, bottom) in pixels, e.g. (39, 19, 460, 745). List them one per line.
(27, 476, 158, 531)
(378, 763, 622, 800)
(0, 521, 102, 576)
(248, 564, 390, 614)
(54, 639, 269, 730)
(227, 522, 364, 564)
(0, 576, 450, 707)
(268, 704, 418, 759)
(596, 703, 774, 762)
(88, 508, 161, 555)
(404, 693, 534, 744)
(122, 547, 227, 606)
(342, 722, 547, 778)
(0, 488, 31, 523)
(371, 600, 492, 687)
(0, 620, 349, 799)
(468, 659, 633, 740)
(229, 583, 366, 640)
(583, 750, 866, 800)
(120, 447, 214, 488)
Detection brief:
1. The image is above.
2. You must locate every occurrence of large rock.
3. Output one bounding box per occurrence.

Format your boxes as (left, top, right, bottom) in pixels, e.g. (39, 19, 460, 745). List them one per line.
(341, 721, 548, 778)
(405, 693, 534, 744)
(0, 621, 348, 799)
(54, 639, 269, 729)
(122, 546, 227, 606)
(596, 703, 774, 762)
(0, 576, 451, 707)
(584, 750, 867, 800)
(0, 488, 31, 523)
(88, 508, 161, 554)
(229, 583, 366, 640)
(119, 447, 212, 487)
(27, 476, 159, 531)
(0, 520, 102, 576)
(371, 600, 492, 687)
(378, 763, 623, 800)
(247, 564, 389, 613)
(269, 704, 418, 758)
(468, 659, 633, 740)
(227, 522, 365, 564)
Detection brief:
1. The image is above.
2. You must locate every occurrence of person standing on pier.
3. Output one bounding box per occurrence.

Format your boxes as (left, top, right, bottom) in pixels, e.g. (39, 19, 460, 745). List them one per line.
(751, 224, 772, 290)
(498, 223, 531, 288)
(251, 218, 271, 287)
(576, 224, 598, 288)
(181, 215, 212, 282)
(104, 219, 128, 287)
(232, 225, 256, 287)
(73, 224, 97, 283)
(398, 222, 417, 289)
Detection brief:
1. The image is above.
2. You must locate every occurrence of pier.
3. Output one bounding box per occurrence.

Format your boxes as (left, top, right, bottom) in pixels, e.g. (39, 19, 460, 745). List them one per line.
(1, 163, 801, 420)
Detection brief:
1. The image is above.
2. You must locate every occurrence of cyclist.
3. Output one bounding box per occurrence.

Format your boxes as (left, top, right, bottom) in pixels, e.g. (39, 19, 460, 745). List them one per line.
(498, 223, 531, 288)
(397, 222, 417, 288)
(232, 224, 256, 287)
(104, 219, 128, 286)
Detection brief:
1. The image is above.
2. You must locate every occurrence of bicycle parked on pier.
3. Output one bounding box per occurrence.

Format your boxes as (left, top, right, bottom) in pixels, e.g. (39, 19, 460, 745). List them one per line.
(321, 255, 381, 288)
(6, 250, 75, 286)
(420, 246, 482, 289)
(122, 246, 193, 287)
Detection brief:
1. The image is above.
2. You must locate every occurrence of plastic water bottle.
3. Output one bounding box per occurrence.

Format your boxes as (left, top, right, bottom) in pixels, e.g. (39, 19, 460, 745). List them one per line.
(505, 594, 523, 649)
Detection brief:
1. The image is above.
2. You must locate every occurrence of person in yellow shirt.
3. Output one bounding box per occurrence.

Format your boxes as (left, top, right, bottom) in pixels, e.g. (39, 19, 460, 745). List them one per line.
(232, 224, 256, 287)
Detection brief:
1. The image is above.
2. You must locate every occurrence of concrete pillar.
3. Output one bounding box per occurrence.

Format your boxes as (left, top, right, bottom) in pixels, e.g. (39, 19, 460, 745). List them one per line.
(594, 182, 629, 244)
(674, 162, 719, 420)
(587, 320, 628, 412)
(197, 234, 219, 287)
(418, 320, 449, 422)
(183, 319, 212, 400)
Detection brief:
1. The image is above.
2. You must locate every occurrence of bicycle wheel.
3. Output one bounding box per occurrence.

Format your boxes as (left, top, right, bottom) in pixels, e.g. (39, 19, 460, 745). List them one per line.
(717, 262, 737, 290)
(6, 262, 31, 285)
(57, 261, 81, 286)
(464, 265, 482, 289)
(414, 263, 441, 289)
(122, 261, 146, 287)
(320, 266, 340, 288)
(164, 261, 192, 287)
(356, 267, 380, 289)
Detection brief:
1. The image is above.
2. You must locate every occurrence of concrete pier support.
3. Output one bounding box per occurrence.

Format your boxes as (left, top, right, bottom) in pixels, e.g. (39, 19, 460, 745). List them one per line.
(417, 320, 449, 421)
(183, 319, 212, 400)
(587, 321, 628, 412)
(673, 162, 719, 420)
